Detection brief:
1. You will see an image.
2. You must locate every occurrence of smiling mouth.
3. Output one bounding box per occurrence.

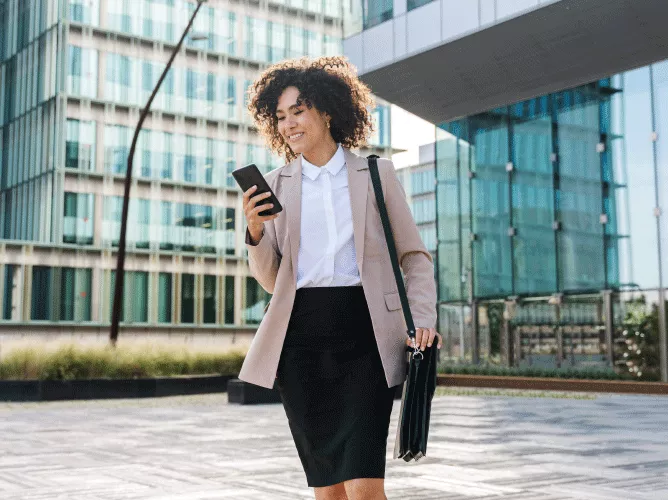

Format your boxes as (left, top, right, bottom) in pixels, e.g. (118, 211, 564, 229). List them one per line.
(288, 133, 304, 141)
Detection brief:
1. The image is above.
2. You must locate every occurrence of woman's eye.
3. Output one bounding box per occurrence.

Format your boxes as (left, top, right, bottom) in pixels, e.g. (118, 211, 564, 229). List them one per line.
(277, 110, 301, 121)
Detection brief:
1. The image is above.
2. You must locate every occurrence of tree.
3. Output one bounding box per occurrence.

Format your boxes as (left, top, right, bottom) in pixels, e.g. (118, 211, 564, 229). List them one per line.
(614, 296, 661, 381)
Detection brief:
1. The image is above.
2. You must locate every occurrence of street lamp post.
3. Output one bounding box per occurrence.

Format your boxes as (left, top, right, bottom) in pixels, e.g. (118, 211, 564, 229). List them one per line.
(109, 0, 208, 346)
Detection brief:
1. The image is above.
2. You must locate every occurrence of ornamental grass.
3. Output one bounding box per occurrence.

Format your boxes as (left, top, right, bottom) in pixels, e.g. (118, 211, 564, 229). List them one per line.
(0, 343, 246, 381)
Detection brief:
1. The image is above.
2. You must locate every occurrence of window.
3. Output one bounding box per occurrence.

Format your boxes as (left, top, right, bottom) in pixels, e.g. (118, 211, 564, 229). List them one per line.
(110, 270, 148, 323)
(102, 196, 150, 248)
(181, 273, 195, 323)
(3, 265, 16, 320)
(224, 275, 235, 324)
(363, 0, 392, 29)
(69, 0, 100, 25)
(67, 46, 98, 98)
(104, 125, 131, 174)
(407, 0, 435, 12)
(66, 119, 96, 171)
(31, 267, 53, 320)
(63, 192, 94, 245)
(60, 268, 92, 322)
(203, 275, 217, 323)
(158, 272, 172, 323)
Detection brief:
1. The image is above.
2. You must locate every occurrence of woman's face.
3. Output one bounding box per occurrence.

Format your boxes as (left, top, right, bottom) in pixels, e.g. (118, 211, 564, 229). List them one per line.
(276, 86, 331, 156)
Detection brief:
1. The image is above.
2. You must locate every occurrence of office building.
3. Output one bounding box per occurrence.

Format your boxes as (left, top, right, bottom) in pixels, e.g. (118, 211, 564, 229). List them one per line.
(0, 0, 393, 351)
(344, 0, 668, 379)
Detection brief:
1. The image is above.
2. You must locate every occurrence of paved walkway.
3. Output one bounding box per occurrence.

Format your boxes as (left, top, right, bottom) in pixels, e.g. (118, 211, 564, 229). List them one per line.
(1, 388, 667, 499)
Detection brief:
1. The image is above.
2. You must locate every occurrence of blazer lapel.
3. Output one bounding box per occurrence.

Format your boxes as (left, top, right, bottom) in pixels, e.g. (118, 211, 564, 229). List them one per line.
(279, 155, 302, 283)
(344, 148, 369, 277)
(280, 148, 369, 283)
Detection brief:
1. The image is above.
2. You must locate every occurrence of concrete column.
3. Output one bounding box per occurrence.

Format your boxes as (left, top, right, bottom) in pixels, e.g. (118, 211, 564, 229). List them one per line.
(93, 190, 103, 246)
(149, 270, 158, 324)
(98, 0, 108, 29)
(95, 117, 104, 174)
(90, 266, 102, 322)
(97, 49, 106, 100)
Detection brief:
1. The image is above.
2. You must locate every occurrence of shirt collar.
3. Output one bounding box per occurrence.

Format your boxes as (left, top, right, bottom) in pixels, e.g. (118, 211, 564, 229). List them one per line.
(301, 143, 346, 180)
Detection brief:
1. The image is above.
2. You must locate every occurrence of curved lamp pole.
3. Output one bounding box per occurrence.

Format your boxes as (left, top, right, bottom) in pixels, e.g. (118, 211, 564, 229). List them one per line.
(110, 0, 208, 346)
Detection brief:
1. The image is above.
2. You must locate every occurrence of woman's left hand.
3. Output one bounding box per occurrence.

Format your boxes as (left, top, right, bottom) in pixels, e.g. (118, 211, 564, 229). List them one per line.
(406, 327, 442, 351)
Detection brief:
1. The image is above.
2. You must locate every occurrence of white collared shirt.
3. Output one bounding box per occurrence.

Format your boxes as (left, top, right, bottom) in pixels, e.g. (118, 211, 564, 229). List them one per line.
(296, 144, 362, 289)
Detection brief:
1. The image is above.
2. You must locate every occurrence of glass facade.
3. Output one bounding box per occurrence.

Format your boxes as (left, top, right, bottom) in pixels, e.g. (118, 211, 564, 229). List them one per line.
(438, 81, 621, 301)
(1, 0, 61, 244)
(102, 124, 243, 186)
(436, 64, 668, 379)
(1, 0, 392, 335)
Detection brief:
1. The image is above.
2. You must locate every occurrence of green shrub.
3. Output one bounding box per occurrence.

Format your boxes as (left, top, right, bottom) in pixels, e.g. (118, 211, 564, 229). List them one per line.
(0, 343, 246, 381)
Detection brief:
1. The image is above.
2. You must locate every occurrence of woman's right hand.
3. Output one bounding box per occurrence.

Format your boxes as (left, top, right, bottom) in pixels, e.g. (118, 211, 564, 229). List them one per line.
(243, 185, 280, 243)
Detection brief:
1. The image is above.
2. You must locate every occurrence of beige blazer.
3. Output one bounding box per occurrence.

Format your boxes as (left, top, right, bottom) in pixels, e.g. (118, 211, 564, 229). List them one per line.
(238, 147, 437, 389)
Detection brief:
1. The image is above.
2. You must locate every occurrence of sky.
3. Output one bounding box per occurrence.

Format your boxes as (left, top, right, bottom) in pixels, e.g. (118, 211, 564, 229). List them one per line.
(388, 105, 437, 169)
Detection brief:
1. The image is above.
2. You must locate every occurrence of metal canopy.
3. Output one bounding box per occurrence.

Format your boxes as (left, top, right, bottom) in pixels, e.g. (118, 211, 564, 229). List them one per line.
(359, 0, 668, 124)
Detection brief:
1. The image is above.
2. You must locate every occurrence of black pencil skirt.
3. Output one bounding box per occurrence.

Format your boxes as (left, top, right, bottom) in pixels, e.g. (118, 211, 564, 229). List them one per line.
(275, 285, 397, 488)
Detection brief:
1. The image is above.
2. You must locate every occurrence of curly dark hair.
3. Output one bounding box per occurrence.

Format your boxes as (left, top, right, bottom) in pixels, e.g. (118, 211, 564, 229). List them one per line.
(246, 56, 376, 163)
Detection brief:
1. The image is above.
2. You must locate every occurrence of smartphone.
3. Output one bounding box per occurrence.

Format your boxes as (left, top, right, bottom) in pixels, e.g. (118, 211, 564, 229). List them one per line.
(232, 163, 283, 217)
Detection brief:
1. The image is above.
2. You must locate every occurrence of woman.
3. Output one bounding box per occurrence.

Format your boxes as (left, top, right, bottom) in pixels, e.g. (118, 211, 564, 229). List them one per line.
(239, 56, 442, 500)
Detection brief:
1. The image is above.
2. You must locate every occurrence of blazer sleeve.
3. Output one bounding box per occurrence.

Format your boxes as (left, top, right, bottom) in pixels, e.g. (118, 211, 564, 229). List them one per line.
(379, 158, 438, 330)
(245, 222, 280, 294)
(244, 168, 282, 294)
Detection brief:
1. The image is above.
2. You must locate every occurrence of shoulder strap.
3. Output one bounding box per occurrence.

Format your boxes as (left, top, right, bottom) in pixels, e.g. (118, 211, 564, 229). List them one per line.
(367, 155, 416, 340)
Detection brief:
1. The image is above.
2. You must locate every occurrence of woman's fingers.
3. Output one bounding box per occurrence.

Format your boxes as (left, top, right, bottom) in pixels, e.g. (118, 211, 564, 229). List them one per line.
(407, 329, 443, 350)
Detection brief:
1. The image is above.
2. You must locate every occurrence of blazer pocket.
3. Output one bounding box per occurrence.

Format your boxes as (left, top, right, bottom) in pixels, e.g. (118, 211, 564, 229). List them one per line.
(384, 291, 402, 311)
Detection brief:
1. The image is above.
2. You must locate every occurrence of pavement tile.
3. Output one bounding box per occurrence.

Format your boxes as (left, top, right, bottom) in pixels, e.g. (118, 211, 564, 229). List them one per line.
(1, 390, 666, 499)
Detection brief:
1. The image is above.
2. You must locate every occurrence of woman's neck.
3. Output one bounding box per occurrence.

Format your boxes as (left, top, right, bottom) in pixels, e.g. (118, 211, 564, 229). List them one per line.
(302, 140, 339, 167)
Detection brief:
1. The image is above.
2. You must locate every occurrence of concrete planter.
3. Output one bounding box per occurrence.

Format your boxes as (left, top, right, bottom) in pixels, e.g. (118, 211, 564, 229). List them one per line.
(437, 374, 668, 395)
(227, 379, 405, 405)
(227, 378, 282, 405)
(0, 374, 235, 402)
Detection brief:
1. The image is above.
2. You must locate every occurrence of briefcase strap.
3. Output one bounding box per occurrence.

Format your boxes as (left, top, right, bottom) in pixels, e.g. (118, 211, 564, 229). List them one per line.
(367, 155, 417, 340)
